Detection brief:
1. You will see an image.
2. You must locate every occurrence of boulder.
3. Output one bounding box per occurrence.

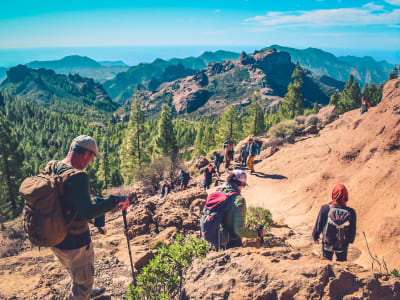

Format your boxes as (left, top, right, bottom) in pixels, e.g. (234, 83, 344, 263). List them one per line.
(193, 156, 209, 169)
(317, 105, 338, 123)
(303, 125, 319, 135)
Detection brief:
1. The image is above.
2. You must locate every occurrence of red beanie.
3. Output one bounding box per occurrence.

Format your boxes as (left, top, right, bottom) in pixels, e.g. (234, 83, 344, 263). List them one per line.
(330, 184, 349, 206)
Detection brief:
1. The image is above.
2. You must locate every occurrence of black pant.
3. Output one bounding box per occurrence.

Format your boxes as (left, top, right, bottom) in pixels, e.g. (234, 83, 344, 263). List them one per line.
(323, 246, 348, 261)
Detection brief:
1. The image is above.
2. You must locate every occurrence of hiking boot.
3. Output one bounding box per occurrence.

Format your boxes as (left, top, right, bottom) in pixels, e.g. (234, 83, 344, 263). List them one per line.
(91, 286, 106, 298)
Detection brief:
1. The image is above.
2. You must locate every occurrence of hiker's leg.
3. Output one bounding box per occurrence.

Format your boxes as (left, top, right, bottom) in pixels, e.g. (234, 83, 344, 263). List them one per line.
(335, 247, 348, 262)
(322, 248, 334, 260)
(51, 243, 94, 300)
(247, 156, 255, 172)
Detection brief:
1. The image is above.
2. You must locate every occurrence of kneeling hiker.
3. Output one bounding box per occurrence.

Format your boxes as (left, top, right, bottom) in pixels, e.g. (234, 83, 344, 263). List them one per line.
(312, 184, 356, 261)
(20, 135, 130, 300)
(200, 170, 265, 249)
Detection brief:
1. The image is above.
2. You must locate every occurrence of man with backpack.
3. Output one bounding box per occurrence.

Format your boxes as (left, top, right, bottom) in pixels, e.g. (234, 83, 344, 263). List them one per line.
(200, 170, 265, 249)
(179, 169, 190, 190)
(21, 135, 130, 299)
(246, 138, 260, 174)
(312, 184, 357, 261)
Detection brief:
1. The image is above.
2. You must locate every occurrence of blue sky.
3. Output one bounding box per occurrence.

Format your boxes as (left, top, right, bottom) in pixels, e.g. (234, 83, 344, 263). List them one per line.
(1, 0, 399, 50)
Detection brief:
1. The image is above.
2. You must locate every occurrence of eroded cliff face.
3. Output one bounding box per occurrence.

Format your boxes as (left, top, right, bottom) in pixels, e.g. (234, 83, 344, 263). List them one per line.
(146, 48, 343, 116)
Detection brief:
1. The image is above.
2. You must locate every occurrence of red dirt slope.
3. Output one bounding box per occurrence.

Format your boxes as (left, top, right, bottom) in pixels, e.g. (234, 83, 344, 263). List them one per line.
(244, 78, 400, 269)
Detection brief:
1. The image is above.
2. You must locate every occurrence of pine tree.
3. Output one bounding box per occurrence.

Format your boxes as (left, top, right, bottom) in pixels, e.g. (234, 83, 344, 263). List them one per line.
(329, 92, 340, 106)
(388, 67, 399, 80)
(248, 92, 265, 136)
(193, 126, 206, 156)
(0, 112, 24, 219)
(280, 62, 304, 120)
(202, 125, 216, 152)
(312, 101, 319, 114)
(119, 94, 148, 184)
(337, 75, 361, 114)
(216, 105, 242, 147)
(154, 105, 178, 160)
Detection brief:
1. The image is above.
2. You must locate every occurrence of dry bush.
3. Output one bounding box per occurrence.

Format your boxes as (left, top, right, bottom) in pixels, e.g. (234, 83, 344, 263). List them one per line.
(267, 120, 300, 143)
(305, 114, 320, 127)
(295, 116, 306, 125)
(0, 218, 28, 258)
(261, 137, 284, 150)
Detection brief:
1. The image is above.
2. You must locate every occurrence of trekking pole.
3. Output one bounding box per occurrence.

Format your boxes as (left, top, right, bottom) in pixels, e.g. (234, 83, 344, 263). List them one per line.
(122, 210, 136, 285)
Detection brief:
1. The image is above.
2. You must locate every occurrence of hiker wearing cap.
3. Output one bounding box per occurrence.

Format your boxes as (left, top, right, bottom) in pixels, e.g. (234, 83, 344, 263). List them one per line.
(50, 135, 130, 299)
(312, 184, 357, 261)
(360, 98, 371, 115)
(246, 139, 260, 174)
(201, 170, 265, 249)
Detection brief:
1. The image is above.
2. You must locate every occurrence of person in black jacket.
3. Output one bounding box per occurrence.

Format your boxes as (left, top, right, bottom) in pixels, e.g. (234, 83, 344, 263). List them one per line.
(312, 184, 356, 261)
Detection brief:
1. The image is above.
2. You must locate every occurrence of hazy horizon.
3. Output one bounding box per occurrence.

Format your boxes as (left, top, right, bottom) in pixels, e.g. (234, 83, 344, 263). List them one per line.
(0, 45, 398, 68)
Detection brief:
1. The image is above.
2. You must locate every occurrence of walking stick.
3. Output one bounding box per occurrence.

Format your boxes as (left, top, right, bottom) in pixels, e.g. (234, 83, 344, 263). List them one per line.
(122, 210, 136, 285)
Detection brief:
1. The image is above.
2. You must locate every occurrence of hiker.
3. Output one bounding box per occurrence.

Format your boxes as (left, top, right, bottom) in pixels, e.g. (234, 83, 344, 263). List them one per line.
(360, 98, 371, 115)
(223, 137, 234, 170)
(246, 138, 260, 173)
(241, 141, 249, 166)
(159, 180, 171, 199)
(48, 135, 130, 299)
(179, 169, 190, 190)
(213, 151, 223, 174)
(312, 184, 357, 262)
(202, 163, 217, 190)
(200, 170, 265, 249)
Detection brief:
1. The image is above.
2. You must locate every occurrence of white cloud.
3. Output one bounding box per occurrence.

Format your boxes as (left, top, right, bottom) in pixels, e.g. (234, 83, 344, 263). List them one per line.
(244, 4, 400, 27)
(385, 0, 400, 5)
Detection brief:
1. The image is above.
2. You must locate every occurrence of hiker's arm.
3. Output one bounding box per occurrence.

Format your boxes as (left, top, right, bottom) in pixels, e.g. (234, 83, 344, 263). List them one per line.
(233, 195, 258, 238)
(348, 209, 357, 244)
(312, 206, 326, 241)
(69, 173, 119, 220)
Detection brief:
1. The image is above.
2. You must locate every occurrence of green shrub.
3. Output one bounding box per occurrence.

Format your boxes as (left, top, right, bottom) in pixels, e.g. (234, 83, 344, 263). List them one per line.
(246, 207, 273, 231)
(391, 269, 400, 277)
(126, 234, 209, 300)
(305, 114, 320, 127)
(267, 120, 300, 143)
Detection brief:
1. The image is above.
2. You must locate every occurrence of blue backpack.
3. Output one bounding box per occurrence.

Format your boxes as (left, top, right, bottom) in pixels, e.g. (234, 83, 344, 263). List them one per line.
(200, 190, 237, 250)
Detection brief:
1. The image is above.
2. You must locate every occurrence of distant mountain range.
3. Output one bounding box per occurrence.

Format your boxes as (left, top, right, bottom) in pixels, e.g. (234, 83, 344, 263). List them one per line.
(0, 67, 7, 82)
(0, 65, 118, 118)
(103, 50, 240, 103)
(139, 48, 345, 116)
(26, 55, 130, 82)
(264, 45, 394, 85)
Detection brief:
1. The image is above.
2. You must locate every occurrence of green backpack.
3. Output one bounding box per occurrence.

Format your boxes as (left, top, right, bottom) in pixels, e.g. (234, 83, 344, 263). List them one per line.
(19, 161, 83, 247)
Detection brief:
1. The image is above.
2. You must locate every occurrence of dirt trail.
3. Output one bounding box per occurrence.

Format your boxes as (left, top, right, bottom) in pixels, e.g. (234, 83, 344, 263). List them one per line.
(240, 78, 400, 270)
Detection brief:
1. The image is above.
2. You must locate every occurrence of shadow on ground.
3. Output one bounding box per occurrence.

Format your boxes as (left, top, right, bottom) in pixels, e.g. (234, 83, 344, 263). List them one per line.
(251, 172, 287, 180)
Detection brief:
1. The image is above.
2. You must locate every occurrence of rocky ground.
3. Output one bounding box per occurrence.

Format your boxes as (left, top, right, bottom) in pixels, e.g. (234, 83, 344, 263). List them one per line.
(1, 78, 400, 299)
